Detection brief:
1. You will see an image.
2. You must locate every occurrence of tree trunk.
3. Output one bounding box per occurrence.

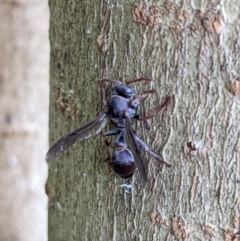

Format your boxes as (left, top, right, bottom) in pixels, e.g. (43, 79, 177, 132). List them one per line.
(47, 0, 240, 240)
(0, 1, 49, 241)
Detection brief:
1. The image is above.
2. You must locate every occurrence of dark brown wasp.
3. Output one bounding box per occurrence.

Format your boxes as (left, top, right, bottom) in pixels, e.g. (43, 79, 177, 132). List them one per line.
(45, 78, 171, 186)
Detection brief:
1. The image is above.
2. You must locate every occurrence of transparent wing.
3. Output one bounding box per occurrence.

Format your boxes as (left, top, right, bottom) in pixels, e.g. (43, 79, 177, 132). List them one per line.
(125, 119, 148, 186)
(45, 113, 107, 163)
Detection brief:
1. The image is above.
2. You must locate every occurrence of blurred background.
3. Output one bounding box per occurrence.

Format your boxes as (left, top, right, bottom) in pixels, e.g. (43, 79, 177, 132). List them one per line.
(0, 0, 49, 240)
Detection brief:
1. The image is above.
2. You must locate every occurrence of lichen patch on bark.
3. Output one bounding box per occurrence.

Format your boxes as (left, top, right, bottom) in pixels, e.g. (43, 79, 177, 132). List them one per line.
(132, 2, 225, 35)
(231, 80, 240, 96)
(55, 88, 80, 120)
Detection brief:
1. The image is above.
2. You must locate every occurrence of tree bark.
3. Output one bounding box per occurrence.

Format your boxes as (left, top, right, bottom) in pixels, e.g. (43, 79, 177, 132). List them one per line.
(47, 0, 240, 240)
(0, 0, 49, 241)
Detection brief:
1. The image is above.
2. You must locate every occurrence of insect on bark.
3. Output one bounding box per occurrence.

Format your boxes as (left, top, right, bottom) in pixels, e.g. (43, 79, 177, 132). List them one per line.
(46, 78, 171, 186)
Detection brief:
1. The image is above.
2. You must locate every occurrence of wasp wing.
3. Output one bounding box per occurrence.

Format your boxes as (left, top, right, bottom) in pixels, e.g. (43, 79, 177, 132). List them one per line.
(45, 113, 107, 163)
(125, 119, 148, 186)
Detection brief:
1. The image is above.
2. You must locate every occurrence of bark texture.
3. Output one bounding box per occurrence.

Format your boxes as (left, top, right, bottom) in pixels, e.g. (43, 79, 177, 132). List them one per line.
(0, 0, 49, 241)
(48, 0, 240, 240)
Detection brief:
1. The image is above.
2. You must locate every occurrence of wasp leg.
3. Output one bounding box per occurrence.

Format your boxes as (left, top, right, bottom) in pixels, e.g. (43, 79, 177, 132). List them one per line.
(126, 77, 153, 85)
(130, 89, 156, 108)
(98, 79, 116, 108)
(134, 134, 171, 167)
(104, 129, 121, 136)
(136, 96, 170, 121)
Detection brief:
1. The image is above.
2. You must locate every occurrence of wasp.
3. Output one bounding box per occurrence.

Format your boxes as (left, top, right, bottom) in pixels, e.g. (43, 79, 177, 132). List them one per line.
(45, 78, 170, 186)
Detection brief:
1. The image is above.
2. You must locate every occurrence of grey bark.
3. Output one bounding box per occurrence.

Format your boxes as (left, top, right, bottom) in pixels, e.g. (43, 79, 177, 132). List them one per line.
(0, 0, 49, 241)
(48, 0, 240, 240)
